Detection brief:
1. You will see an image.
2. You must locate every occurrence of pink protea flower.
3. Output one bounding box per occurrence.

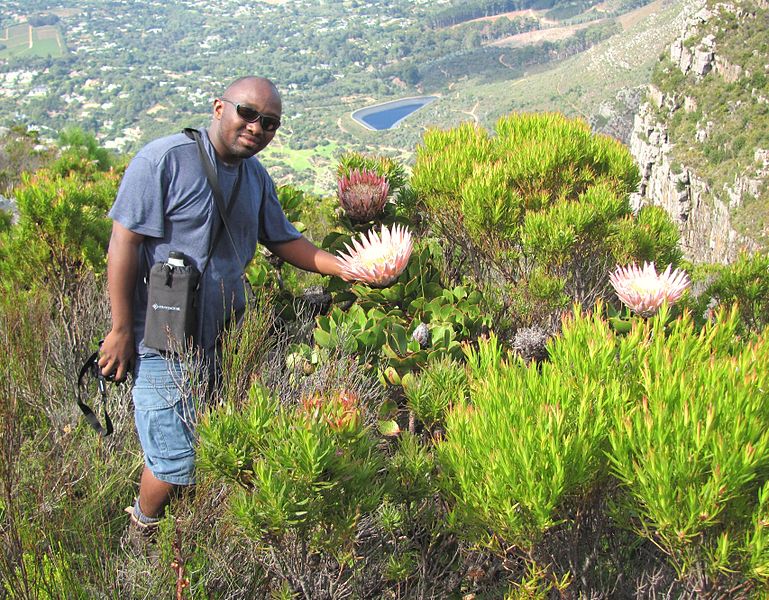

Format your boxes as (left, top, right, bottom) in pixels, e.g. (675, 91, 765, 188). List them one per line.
(337, 168, 390, 222)
(337, 224, 413, 287)
(609, 261, 690, 317)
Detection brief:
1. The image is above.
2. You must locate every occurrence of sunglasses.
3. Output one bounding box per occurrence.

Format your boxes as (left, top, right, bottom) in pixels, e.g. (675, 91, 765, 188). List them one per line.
(220, 98, 281, 132)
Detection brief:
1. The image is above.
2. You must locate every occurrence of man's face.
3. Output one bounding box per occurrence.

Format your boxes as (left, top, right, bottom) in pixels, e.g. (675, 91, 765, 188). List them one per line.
(210, 80, 281, 164)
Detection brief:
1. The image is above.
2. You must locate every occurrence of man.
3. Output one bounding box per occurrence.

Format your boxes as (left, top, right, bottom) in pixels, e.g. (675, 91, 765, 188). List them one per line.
(98, 76, 347, 534)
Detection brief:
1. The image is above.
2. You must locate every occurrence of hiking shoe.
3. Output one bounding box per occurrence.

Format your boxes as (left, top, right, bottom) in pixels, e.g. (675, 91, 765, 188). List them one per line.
(123, 505, 160, 558)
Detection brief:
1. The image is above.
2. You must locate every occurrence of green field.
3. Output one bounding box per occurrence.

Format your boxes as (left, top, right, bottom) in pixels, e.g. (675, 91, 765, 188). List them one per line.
(0, 23, 65, 59)
(261, 139, 343, 196)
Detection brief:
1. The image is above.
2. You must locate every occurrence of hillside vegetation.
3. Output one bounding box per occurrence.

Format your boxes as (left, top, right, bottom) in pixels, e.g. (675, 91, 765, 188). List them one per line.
(432, 0, 692, 143)
(2, 114, 769, 597)
(1, 0, 686, 192)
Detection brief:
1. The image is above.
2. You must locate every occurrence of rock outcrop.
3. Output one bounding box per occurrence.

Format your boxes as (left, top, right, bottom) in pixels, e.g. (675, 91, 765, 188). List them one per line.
(631, 104, 759, 262)
(629, 0, 765, 263)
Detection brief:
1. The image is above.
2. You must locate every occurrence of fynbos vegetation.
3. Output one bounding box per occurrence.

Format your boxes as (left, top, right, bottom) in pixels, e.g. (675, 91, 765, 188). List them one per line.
(1, 115, 769, 598)
(410, 112, 682, 331)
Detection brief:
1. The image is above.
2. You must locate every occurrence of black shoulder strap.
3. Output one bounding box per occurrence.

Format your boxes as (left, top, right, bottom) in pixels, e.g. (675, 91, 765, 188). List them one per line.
(183, 128, 244, 280)
(76, 350, 113, 436)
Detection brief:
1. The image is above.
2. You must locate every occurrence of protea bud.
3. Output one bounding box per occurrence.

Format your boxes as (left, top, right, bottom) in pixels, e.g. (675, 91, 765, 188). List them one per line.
(337, 168, 390, 222)
(328, 390, 361, 432)
(301, 393, 323, 416)
(300, 390, 361, 432)
(512, 325, 550, 363)
(412, 322, 430, 348)
(337, 224, 413, 287)
(609, 262, 690, 317)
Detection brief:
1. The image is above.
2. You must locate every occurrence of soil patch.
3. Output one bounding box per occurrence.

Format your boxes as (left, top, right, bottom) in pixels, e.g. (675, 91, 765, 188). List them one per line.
(490, 21, 595, 47)
(454, 8, 558, 27)
(617, 0, 667, 30)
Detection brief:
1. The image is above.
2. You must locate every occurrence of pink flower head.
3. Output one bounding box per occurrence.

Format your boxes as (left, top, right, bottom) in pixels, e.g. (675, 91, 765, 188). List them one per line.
(609, 262, 690, 317)
(338, 224, 413, 287)
(337, 168, 390, 222)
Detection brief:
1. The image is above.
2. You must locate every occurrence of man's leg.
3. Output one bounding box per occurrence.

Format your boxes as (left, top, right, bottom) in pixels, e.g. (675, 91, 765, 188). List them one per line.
(132, 352, 197, 519)
(138, 465, 175, 518)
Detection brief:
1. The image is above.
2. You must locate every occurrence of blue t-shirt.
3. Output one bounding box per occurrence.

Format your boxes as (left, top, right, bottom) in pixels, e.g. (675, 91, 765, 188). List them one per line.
(109, 128, 300, 353)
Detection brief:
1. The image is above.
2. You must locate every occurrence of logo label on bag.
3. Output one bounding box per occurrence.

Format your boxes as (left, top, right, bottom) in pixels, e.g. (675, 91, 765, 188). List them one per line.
(152, 303, 181, 312)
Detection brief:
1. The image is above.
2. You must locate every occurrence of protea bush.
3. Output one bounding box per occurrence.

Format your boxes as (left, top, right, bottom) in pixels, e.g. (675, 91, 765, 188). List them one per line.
(609, 261, 690, 317)
(337, 168, 390, 223)
(197, 383, 384, 551)
(308, 267, 489, 376)
(337, 223, 413, 287)
(437, 303, 769, 594)
(409, 113, 682, 329)
(336, 151, 408, 196)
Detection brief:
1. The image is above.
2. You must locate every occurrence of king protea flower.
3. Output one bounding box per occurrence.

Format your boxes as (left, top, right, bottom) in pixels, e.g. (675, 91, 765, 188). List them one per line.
(337, 168, 390, 222)
(609, 262, 690, 317)
(337, 224, 413, 287)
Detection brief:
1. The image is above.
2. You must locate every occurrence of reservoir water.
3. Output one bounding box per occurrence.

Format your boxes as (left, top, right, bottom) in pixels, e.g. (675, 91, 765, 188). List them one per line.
(351, 96, 438, 131)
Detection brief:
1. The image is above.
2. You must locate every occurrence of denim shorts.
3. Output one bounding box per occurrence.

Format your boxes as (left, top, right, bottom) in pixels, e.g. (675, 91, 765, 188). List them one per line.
(132, 353, 197, 485)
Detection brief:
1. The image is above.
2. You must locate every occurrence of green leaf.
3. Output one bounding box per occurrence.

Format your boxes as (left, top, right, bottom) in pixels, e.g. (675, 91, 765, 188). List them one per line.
(358, 329, 380, 349)
(382, 344, 401, 360)
(608, 316, 633, 334)
(431, 324, 453, 347)
(378, 420, 401, 437)
(314, 328, 333, 349)
(322, 231, 350, 252)
(400, 372, 417, 391)
(452, 286, 468, 300)
(388, 323, 409, 355)
(382, 283, 405, 302)
(407, 338, 421, 353)
(426, 280, 444, 295)
(378, 398, 399, 418)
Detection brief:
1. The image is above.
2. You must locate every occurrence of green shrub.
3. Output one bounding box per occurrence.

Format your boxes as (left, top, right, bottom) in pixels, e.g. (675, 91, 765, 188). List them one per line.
(53, 127, 113, 176)
(197, 383, 385, 554)
(402, 355, 468, 430)
(409, 112, 680, 328)
(437, 321, 619, 549)
(437, 300, 769, 591)
(0, 167, 118, 297)
(608, 306, 769, 583)
(698, 252, 769, 334)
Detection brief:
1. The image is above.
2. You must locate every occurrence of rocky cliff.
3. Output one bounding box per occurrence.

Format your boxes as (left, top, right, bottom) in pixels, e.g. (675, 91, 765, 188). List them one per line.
(629, 0, 768, 263)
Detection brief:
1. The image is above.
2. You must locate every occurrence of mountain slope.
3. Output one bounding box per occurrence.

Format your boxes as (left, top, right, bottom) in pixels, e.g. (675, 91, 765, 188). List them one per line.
(630, 0, 768, 262)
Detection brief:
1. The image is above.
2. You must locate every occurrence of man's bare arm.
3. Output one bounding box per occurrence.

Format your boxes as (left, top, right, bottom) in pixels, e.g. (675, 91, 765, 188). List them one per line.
(266, 236, 348, 279)
(98, 221, 145, 382)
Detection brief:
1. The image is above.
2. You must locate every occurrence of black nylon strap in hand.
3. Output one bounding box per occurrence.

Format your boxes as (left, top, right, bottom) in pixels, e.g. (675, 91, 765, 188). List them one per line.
(183, 128, 244, 283)
(76, 349, 113, 436)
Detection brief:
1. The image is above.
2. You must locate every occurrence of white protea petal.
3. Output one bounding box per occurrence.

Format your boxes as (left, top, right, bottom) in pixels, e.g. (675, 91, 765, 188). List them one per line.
(351, 237, 367, 255)
(609, 261, 691, 317)
(337, 224, 413, 287)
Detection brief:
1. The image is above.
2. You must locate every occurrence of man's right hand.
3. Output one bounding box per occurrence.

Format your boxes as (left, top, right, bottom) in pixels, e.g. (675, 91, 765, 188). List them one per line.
(98, 329, 135, 383)
(101, 221, 144, 383)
